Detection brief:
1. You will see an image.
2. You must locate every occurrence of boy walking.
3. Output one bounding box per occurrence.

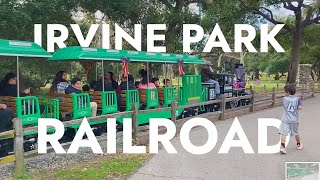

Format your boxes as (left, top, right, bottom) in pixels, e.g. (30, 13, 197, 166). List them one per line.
(279, 85, 303, 154)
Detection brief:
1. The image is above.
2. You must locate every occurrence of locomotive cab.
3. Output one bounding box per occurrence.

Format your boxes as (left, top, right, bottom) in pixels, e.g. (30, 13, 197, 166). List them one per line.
(213, 73, 234, 98)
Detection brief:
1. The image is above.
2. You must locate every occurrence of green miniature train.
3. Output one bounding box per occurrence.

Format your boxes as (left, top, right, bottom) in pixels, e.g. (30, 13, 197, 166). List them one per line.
(0, 38, 250, 156)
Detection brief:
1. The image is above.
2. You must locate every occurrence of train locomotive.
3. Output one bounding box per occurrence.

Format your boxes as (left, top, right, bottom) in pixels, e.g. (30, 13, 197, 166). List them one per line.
(200, 63, 250, 112)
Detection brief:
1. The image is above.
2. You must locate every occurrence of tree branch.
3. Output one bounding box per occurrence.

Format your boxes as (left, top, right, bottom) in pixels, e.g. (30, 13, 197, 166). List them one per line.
(303, 15, 320, 26)
(297, 0, 303, 9)
(253, 8, 292, 31)
(302, 3, 313, 21)
(238, 0, 291, 31)
(283, 0, 299, 11)
(186, 0, 200, 4)
(159, 0, 174, 10)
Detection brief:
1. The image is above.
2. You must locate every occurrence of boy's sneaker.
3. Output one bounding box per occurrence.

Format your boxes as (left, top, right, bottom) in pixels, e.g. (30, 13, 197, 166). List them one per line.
(280, 147, 287, 154)
(297, 144, 303, 150)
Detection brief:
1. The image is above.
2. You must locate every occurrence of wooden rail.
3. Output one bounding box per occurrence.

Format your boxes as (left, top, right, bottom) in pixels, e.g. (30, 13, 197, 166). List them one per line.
(0, 82, 319, 176)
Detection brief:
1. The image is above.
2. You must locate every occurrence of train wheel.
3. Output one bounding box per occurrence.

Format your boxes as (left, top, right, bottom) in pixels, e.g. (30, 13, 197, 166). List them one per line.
(0, 139, 14, 157)
(23, 137, 37, 152)
(91, 125, 102, 136)
(230, 100, 239, 108)
(117, 122, 123, 132)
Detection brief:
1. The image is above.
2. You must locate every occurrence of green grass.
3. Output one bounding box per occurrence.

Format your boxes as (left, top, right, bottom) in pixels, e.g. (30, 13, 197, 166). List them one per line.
(56, 154, 147, 180)
(14, 154, 149, 180)
(247, 81, 286, 92)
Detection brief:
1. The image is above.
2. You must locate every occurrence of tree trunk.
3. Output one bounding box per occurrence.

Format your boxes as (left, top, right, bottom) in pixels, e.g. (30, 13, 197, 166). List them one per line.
(287, 10, 303, 84)
(254, 70, 260, 80)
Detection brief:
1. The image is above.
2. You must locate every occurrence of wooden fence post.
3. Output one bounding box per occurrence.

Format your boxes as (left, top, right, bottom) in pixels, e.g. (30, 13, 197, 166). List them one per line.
(264, 84, 267, 96)
(271, 87, 276, 107)
(301, 84, 305, 100)
(249, 86, 254, 112)
(132, 104, 138, 141)
(277, 82, 279, 91)
(171, 100, 177, 124)
(13, 118, 25, 176)
(219, 94, 226, 120)
(311, 83, 315, 97)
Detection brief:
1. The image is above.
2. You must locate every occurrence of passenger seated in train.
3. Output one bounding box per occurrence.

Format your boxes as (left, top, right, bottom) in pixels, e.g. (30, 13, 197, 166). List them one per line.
(234, 79, 247, 89)
(117, 74, 136, 110)
(0, 103, 13, 133)
(82, 84, 90, 91)
(65, 78, 98, 117)
(82, 80, 97, 91)
(151, 78, 159, 88)
(105, 72, 118, 90)
(233, 79, 247, 96)
(50, 71, 70, 94)
(117, 74, 135, 94)
(93, 79, 114, 91)
(135, 81, 140, 89)
(0, 73, 45, 114)
(0, 73, 30, 96)
(201, 68, 220, 97)
(163, 79, 171, 87)
(137, 69, 156, 89)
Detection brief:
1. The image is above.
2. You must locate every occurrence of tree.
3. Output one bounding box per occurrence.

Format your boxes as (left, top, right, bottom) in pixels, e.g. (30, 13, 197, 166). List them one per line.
(237, 0, 320, 84)
(245, 52, 289, 80)
(201, 0, 267, 73)
(300, 24, 320, 80)
(0, 0, 80, 90)
(265, 53, 290, 79)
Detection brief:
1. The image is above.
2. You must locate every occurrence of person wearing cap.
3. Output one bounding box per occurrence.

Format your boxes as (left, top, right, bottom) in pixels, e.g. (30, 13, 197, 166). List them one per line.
(203, 61, 214, 72)
(65, 78, 98, 117)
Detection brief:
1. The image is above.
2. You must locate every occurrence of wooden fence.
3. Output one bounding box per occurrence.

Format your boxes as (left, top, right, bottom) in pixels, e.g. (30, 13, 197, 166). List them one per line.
(1, 83, 320, 176)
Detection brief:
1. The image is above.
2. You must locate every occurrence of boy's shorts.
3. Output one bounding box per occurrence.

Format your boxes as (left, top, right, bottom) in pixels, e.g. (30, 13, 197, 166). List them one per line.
(279, 121, 299, 136)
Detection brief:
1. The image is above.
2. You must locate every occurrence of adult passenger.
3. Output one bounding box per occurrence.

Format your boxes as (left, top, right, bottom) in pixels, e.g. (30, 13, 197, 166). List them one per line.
(65, 78, 98, 117)
(0, 73, 30, 96)
(50, 71, 69, 94)
(137, 69, 156, 89)
(201, 68, 220, 98)
(105, 72, 118, 90)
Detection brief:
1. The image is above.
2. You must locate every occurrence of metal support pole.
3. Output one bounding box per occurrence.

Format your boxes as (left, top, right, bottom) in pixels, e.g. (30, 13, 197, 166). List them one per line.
(95, 62, 98, 81)
(127, 60, 129, 91)
(16, 57, 20, 97)
(164, 63, 167, 86)
(117, 63, 119, 84)
(102, 60, 104, 91)
(147, 62, 149, 88)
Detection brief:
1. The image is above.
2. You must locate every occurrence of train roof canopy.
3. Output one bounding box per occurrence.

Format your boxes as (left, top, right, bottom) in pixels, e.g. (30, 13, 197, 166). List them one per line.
(0, 39, 52, 58)
(49, 46, 205, 64)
